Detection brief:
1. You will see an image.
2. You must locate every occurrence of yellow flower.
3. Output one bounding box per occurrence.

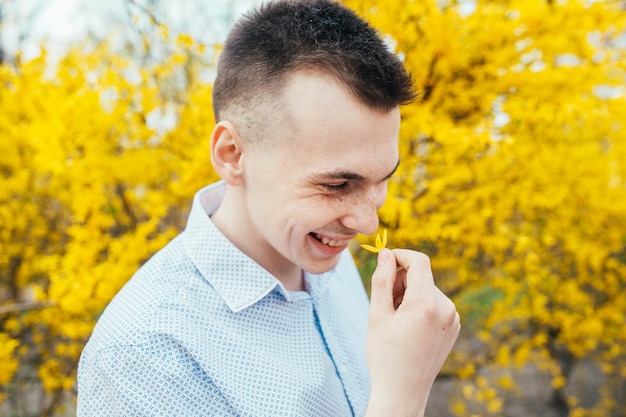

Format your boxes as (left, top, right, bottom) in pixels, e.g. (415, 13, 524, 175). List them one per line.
(361, 229, 387, 253)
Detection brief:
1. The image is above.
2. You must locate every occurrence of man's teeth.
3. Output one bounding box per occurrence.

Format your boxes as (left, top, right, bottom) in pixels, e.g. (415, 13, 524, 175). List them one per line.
(313, 233, 345, 247)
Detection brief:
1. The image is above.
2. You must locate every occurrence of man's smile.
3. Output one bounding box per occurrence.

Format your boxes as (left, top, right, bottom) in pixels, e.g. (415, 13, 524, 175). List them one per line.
(309, 232, 351, 247)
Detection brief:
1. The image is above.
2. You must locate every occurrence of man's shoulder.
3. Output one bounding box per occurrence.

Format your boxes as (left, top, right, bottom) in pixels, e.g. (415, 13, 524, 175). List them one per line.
(82, 234, 219, 353)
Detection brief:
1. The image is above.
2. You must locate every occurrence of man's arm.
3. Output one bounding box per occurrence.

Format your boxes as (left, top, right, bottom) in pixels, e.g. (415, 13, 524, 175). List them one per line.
(365, 248, 461, 417)
(77, 343, 238, 417)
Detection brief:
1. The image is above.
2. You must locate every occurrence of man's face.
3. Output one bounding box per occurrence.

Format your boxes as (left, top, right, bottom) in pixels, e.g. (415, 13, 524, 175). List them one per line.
(237, 70, 401, 278)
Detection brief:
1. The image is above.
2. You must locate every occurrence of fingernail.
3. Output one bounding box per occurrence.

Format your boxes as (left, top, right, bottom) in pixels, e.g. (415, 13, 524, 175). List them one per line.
(377, 248, 390, 263)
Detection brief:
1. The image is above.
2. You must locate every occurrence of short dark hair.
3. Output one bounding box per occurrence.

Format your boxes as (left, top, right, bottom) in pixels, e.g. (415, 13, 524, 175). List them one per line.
(212, 0, 415, 132)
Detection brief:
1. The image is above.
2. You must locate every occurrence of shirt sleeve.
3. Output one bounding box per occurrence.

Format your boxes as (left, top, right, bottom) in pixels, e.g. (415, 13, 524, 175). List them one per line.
(77, 341, 238, 417)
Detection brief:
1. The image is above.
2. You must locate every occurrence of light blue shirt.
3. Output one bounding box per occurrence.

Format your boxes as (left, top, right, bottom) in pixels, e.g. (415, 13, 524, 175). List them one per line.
(77, 182, 371, 416)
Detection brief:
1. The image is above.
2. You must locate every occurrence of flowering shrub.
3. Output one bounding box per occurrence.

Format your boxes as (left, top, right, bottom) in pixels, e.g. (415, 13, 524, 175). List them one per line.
(0, 35, 219, 414)
(347, 0, 626, 414)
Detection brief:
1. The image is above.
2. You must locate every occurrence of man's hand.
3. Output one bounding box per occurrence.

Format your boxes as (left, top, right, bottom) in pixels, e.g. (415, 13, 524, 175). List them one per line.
(365, 248, 461, 417)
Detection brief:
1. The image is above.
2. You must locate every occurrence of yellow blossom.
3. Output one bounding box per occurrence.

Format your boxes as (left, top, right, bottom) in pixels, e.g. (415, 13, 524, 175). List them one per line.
(360, 229, 388, 253)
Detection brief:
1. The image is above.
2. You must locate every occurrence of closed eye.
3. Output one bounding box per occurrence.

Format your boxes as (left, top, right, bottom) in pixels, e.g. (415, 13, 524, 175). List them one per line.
(321, 182, 350, 193)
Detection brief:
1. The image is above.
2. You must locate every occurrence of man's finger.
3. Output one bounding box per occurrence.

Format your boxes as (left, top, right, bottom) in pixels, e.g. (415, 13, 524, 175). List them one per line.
(391, 249, 436, 306)
(369, 248, 396, 317)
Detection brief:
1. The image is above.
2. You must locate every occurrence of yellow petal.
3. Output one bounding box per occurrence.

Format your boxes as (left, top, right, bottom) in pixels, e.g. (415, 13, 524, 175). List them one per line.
(375, 233, 383, 248)
(360, 244, 380, 253)
(362, 229, 388, 253)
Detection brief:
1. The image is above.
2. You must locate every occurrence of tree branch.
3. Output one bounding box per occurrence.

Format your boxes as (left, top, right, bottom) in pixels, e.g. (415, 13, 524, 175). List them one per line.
(0, 301, 56, 316)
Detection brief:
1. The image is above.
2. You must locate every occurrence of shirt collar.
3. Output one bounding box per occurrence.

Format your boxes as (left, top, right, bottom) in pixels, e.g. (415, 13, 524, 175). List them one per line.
(182, 182, 332, 312)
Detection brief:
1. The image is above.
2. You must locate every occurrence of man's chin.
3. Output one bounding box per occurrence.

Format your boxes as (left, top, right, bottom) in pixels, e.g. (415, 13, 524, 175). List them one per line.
(302, 256, 342, 275)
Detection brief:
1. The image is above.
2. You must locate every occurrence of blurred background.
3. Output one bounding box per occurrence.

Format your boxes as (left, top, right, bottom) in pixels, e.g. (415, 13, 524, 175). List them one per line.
(1, 0, 625, 416)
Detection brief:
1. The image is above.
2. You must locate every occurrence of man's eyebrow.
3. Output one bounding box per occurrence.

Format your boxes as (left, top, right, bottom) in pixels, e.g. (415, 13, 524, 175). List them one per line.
(308, 159, 401, 183)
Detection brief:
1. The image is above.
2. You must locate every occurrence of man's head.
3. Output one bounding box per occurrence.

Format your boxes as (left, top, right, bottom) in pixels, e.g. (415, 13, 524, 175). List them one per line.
(212, 0, 415, 140)
(209, 0, 415, 285)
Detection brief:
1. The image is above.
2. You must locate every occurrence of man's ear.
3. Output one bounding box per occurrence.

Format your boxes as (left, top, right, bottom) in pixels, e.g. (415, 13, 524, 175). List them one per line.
(210, 121, 244, 186)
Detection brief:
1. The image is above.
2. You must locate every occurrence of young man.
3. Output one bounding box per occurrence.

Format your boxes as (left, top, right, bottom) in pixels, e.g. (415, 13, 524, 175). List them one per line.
(77, 1, 460, 416)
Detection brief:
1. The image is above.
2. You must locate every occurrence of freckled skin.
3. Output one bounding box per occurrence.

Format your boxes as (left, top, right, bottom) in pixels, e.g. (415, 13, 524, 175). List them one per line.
(211, 70, 400, 290)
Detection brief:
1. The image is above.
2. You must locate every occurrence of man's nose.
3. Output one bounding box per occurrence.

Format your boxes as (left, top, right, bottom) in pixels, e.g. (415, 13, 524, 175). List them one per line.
(341, 188, 381, 236)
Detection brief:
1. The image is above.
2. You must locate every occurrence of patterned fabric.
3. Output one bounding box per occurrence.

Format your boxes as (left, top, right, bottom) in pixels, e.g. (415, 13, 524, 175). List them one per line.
(77, 181, 371, 417)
